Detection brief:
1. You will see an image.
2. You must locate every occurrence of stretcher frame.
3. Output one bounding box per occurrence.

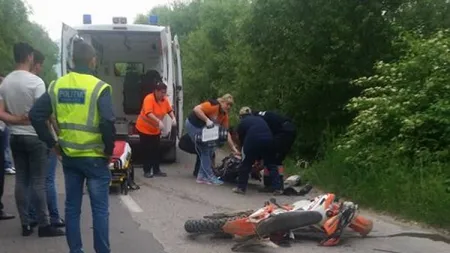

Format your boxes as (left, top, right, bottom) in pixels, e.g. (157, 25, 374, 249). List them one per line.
(109, 140, 140, 195)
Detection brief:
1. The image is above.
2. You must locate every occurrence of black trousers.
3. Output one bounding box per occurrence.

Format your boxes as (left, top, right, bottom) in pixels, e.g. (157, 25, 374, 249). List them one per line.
(0, 130, 5, 211)
(273, 124, 296, 165)
(263, 123, 296, 187)
(139, 132, 161, 174)
(237, 138, 280, 191)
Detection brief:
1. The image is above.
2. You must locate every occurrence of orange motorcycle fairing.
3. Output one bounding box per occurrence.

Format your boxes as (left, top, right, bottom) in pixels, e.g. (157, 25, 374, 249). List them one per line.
(322, 215, 340, 236)
(222, 217, 258, 237)
(323, 193, 336, 210)
(349, 215, 373, 237)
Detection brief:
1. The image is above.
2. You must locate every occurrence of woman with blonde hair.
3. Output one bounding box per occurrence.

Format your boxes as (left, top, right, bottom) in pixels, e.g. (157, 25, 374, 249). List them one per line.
(185, 94, 240, 185)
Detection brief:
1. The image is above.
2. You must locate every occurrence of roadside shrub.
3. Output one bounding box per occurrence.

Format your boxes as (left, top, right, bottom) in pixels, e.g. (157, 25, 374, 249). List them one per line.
(305, 30, 450, 228)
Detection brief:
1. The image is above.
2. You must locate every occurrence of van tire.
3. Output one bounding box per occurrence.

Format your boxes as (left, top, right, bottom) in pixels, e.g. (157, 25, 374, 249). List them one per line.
(163, 144, 177, 163)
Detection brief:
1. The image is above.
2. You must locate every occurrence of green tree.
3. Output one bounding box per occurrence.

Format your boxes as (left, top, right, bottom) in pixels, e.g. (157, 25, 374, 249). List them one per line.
(0, 0, 58, 83)
(234, 0, 399, 159)
(309, 30, 450, 227)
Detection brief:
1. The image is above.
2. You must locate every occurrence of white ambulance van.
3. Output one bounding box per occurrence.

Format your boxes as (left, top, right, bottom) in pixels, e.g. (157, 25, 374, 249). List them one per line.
(60, 15, 184, 163)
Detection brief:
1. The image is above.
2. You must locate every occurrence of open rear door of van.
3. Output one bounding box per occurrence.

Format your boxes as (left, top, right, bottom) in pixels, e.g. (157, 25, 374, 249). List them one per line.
(173, 35, 183, 136)
(61, 23, 79, 75)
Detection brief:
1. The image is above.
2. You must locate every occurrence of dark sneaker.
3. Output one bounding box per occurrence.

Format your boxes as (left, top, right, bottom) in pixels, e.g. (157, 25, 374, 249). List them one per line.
(0, 211, 15, 220)
(30, 221, 38, 228)
(38, 225, 65, 237)
(144, 172, 153, 178)
(22, 225, 33, 236)
(153, 172, 167, 177)
(232, 187, 246, 195)
(298, 184, 313, 196)
(51, 218, 65, 228)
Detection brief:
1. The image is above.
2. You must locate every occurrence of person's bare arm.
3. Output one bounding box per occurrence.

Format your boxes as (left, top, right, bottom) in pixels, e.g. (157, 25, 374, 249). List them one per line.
(145, 112, 159, 122)
(193, 104, 210, 123)
(168, 111, 176, 120)
(0, 100, 29, 124)
(227, 132, 240, 154)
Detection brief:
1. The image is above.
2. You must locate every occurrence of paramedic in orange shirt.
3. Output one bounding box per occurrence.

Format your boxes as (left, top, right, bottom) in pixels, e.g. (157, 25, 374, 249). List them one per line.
(136, 82, 176, 178)
(185, 94, 240, 185)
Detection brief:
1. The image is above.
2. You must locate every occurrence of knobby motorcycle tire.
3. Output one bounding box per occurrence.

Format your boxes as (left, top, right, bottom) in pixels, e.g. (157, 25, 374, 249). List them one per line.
(184, 218, 228, 234)
(256, 211, 322, 237)
(203, 210, 254, 220)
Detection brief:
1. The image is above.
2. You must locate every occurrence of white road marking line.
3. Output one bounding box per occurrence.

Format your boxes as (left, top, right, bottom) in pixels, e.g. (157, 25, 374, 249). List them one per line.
(119, 195, 144, 213)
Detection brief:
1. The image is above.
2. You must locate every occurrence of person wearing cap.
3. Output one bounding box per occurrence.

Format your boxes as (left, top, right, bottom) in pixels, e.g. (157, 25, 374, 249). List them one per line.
(250, 108, 296, 192)
(185, 94, 239, 185)
(135, 82, 176, 178)
(232, 107, 282, 195)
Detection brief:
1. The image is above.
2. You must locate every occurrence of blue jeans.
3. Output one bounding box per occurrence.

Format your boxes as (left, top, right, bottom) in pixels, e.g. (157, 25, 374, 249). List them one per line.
(185, 119, 217, 181)
(2, 127, 13, 168)
(29, 151, 61, 223)
(62, 156, 111, 253)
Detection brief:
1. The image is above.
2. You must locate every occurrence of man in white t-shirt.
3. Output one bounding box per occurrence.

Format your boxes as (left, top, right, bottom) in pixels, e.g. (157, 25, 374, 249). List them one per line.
(0, 42, 64, 238)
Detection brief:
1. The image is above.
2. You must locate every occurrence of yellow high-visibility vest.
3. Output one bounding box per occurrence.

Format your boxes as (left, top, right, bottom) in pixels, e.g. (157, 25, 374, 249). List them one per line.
(48, 72, 111, 157)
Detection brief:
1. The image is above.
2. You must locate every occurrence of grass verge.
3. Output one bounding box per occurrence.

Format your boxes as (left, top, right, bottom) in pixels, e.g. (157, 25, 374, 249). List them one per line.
(285, 146, 450, 230)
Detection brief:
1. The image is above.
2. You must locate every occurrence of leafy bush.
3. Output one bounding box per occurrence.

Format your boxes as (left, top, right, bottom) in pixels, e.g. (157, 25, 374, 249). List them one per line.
(307, 30, 450, 228)
(340, 30, 450, 167)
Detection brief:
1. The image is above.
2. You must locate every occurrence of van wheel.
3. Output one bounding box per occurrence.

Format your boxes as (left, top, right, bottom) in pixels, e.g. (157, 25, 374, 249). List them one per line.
(163, 145, 177, 163)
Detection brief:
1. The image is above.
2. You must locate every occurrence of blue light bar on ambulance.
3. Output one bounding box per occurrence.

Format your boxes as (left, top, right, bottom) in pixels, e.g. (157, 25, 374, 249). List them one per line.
(149, 15, 158, 25)
(83, 14, 92, 24)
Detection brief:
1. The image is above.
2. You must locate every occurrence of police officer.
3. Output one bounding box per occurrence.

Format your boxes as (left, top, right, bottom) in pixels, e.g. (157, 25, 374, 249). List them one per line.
(250, 108, 296, 192)
(232, 107, 282, 195)
(30, 39, 115, 253)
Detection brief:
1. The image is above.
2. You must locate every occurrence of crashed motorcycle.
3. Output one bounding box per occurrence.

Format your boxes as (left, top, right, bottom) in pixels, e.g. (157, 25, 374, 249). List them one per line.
(184, 193, 373, 251)
(288, 193, 373, 246)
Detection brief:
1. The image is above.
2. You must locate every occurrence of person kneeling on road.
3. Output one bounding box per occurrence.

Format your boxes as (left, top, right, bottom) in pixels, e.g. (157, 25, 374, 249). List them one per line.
(232, 107, 282, 195)
(251, 108, 296, 192)
(185, 94, 239, 185)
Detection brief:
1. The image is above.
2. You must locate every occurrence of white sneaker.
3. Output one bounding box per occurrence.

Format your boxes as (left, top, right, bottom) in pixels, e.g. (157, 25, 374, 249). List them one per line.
(5, 167, 15, 175)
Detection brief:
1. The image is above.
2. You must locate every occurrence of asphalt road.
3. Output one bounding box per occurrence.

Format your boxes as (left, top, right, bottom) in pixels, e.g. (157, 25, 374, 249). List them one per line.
(0, 149, 449, 253)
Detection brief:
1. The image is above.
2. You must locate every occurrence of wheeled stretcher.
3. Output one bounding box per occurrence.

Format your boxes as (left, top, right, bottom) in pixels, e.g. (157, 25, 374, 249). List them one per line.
(109, 140, 140, 194)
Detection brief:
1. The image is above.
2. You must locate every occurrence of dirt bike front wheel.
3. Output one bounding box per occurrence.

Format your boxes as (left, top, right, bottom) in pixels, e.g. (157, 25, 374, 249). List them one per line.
(184, 218, 228, 234)
(256, 211, 322, 237)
